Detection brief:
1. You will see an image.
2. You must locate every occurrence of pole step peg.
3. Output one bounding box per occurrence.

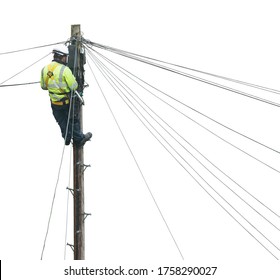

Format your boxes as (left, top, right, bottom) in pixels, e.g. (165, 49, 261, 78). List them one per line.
(83, 213, 92, 221)
(67, 243, 74, 252)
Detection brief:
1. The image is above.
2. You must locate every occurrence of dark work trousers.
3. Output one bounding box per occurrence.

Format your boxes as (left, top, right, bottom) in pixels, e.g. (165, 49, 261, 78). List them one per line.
(51, 102, 84, 145)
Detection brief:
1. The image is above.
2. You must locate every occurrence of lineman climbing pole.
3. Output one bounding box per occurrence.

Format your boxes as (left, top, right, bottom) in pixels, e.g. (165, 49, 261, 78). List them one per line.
(68, 24, 88, 260)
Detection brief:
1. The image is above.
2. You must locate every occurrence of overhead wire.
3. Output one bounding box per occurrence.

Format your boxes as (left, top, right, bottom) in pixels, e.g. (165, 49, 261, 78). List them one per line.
(85, 40, 280, 108)
(0, 81, 40, 87)
(84, 40, 280, 95)
(87, 46, 280, 156)
(87, 49, 280, 231)
(0, 52, 51, 86)
(91, 61, 279, 259)
(0, 43, 67, 88)
(0, 41, 66, 55)
(40, 142, 68, 260)
(91, 53, 279, 258)
(159, 62, 280, 95)
(85, 45, 280, 174)
(87, 50, 280, 260)
(87, 53, 184, 260)
(85, 44, 280, 174)
(87, 47, 280, 219)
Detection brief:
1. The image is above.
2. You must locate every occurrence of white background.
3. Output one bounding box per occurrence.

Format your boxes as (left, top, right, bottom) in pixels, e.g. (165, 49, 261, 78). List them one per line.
(1, 0, 280, 279)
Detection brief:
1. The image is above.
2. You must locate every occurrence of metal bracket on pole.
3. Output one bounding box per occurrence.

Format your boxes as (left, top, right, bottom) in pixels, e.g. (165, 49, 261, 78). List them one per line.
(67, 187, 81, 198)
(66, 187, 75, 196)
(82, 164, 91, 173)
(77, 162, 91, 173)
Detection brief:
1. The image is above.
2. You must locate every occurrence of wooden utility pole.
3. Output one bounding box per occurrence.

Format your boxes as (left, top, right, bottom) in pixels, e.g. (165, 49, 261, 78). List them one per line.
(69, 24, 86, 260)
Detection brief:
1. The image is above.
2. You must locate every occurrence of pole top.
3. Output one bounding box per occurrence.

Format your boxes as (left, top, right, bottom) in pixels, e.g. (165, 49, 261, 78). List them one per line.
(71, 24, 81, 37)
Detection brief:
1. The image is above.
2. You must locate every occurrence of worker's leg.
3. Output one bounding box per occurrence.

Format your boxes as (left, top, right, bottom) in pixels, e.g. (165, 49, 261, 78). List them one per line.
(51, 104, 72, 145)
(69, 111, 84, 144)
(71, 120, 84, 144)
(66, 101, 84, 145)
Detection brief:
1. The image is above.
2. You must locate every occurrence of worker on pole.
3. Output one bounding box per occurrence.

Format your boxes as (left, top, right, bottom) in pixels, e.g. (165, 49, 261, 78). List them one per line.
(40, 46, 92, 146)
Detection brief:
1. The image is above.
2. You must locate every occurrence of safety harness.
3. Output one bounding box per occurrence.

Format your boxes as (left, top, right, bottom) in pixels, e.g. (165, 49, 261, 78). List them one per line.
(45, 63, 71, 105)
(45, 63, 64, 93)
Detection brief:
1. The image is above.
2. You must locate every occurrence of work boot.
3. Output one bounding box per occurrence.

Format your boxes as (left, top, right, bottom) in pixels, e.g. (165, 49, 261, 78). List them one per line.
(78, 132, 92, 146)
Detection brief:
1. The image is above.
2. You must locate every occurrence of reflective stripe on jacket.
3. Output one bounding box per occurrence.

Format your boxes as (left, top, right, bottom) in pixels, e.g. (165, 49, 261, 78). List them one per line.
(40, 61, 78, 102)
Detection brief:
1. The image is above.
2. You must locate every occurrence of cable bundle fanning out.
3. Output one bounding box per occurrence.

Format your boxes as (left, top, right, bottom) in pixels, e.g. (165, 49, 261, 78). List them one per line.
(83, 39, 280, 260)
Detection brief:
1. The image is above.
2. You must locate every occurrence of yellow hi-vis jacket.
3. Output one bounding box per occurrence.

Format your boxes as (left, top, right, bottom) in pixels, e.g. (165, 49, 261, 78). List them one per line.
(40, 61, 78, 102)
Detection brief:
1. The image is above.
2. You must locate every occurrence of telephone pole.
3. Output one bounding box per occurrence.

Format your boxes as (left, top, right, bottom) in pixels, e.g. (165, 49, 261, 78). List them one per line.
(69, 24, 86, 260)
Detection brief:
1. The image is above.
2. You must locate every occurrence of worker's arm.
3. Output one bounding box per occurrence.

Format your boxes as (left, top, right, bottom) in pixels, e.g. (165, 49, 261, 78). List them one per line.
(40, 67, 48, 90)
(64, 67, 78, 91)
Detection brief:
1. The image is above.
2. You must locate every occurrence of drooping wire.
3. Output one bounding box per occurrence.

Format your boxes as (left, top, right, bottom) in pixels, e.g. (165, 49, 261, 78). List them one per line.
(88, 49, 280, 231)
(0, 41, 66, 55)
(88, 52, 279, 260)
(87, 57, 184, 260)
(86, 40, 280, 108)
(87, 47, 280, 219)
